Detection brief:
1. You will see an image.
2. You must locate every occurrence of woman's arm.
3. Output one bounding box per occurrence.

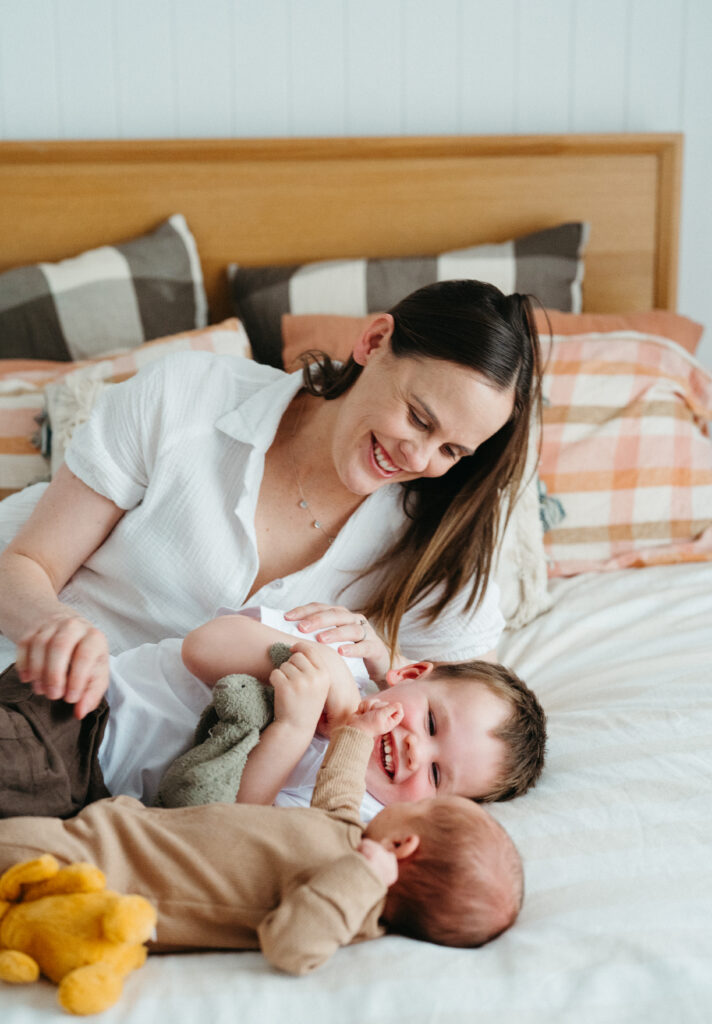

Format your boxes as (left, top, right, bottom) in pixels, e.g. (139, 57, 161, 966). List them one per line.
(0, 464, 125, 718)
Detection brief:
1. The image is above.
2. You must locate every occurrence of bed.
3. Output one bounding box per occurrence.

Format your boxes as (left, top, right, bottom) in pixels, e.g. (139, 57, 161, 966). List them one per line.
(1, 133, 711, 1023)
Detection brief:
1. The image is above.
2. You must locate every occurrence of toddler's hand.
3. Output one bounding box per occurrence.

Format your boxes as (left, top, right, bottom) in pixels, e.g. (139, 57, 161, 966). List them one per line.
(269, 642, 331, 736)
(358, 838, 399, 888)
(293, 641, 360, 737)
(346, 697, 403, 738)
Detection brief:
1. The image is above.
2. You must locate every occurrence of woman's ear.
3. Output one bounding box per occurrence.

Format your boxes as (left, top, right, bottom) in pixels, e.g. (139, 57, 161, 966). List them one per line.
(352, 313, 394, 366)
(384, 662, 434, 688)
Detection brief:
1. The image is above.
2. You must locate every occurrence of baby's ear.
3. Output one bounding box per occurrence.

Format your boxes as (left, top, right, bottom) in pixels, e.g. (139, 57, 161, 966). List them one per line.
(384, 662, 434, 688)
(392, 834, 420, 861)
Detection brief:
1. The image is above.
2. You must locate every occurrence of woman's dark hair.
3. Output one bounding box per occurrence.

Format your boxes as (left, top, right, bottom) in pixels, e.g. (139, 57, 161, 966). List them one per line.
(300, 279, 542, 654)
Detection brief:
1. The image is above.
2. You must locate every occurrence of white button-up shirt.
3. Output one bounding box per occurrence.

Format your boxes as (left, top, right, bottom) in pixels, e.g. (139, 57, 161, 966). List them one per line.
(1, 352, 503, 665)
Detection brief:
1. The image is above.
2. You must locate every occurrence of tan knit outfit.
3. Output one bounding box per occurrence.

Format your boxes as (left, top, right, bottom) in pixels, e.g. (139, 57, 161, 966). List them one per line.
(0, 727, 387, 975)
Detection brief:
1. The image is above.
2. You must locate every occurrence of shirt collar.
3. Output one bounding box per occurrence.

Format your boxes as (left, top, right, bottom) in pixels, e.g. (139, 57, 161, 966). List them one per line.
(215, 368, 304, 451)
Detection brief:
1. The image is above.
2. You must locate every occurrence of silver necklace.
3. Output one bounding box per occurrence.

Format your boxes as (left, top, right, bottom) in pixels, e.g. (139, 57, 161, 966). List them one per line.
(288, 398, 335, 545)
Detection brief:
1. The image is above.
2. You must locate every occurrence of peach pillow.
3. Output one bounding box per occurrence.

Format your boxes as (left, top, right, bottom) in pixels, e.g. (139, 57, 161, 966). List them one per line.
(0, 319, 249, 499)
(534, 309, 704, 354)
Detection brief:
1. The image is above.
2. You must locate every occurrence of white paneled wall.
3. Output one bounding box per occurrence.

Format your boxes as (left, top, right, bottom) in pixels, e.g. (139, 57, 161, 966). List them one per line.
(0, 0, 710, 365)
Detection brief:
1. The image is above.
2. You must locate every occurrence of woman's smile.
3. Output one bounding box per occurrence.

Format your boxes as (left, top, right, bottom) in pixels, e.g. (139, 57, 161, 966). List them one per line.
(370, 436, 400, 477)
(330, 344, 514, 497)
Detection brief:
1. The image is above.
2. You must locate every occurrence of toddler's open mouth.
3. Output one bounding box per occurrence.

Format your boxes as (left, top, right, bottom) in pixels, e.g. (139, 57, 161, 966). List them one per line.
(380, 732, 396, 779)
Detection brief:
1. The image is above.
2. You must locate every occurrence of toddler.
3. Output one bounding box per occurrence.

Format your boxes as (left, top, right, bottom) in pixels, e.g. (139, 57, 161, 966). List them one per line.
(173, 605, 546, 816)
(0, 698, 524, 973)
(0, 605, 546, 819)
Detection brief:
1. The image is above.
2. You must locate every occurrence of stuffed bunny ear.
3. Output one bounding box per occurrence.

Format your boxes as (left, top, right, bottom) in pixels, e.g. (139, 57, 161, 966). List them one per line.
(268, 642, 292, 668)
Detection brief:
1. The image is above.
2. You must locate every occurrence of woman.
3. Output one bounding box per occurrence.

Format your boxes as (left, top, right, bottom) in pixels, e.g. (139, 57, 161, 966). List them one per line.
(0, 279, 540, 722)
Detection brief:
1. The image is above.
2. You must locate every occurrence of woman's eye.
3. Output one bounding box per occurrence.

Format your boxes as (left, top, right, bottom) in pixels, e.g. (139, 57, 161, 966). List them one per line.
(441, 444, 459, 461)
(428, 709, 436, 735)
(432, 763, 441, 788)
(408, 407, 428, 430)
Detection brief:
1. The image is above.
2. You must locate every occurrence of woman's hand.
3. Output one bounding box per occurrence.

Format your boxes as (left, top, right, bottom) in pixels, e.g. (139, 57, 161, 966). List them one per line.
(357, 837, 399, 888)
(15, 611, 110, 719)
(284, 602, 391, 684)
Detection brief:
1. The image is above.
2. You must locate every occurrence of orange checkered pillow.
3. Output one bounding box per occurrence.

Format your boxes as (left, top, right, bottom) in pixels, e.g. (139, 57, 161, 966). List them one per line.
(540, 328, 712, 576)
(0, 319, 250, 499)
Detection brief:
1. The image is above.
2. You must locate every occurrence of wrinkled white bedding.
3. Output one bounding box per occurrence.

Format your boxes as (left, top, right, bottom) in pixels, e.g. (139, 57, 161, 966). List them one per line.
(3, 562, 711, 1024)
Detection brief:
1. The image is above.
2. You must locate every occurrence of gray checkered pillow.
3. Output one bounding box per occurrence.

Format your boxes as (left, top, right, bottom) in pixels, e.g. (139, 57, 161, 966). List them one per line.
(0, 214, 207, 361)
(228, 222, 588, 367)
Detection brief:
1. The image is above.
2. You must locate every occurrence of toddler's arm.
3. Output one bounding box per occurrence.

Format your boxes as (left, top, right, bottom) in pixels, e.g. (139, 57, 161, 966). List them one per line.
(181, 614, 293, 686)
(235, 642, 358, 805)
(232, 643, 327, 805)
(182, 613, 359, 723)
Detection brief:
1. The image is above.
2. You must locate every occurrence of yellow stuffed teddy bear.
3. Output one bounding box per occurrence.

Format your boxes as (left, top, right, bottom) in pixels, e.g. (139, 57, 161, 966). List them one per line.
(0, 854, 156, 1015)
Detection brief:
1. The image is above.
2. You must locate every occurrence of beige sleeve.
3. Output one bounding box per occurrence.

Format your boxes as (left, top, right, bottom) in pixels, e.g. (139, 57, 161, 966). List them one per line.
(257, 853, 386, 975)
(310, 726, 373, 824)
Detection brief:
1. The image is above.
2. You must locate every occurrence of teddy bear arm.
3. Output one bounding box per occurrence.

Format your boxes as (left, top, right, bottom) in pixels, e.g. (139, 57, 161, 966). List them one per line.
(0, 855, 59, 902)
(102, 894, 157, 945)
(23, 864, 106, 901)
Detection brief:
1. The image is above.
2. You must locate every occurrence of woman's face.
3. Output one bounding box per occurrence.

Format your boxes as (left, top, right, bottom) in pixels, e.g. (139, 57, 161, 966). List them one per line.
(330, 316, 515, 497)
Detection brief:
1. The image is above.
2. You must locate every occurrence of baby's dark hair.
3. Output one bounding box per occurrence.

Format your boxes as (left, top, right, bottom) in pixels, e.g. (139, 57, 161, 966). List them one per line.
(430, 660, 546, 801)
(382, 797, 523, 947)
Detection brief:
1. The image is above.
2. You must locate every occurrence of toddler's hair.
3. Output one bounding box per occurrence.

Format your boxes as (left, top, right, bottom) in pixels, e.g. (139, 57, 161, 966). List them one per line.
(431, 660, 546, 801)
(383, 797, 523, 947)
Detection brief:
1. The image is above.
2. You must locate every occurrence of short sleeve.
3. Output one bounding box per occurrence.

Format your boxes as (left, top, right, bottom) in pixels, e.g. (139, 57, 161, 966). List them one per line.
(64, 353, 198, 511)
(397, 577, 505, 662)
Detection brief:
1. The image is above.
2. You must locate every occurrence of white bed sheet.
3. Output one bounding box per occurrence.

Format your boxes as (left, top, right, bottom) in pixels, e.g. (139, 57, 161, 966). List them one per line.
(3, 562, 711, 1024)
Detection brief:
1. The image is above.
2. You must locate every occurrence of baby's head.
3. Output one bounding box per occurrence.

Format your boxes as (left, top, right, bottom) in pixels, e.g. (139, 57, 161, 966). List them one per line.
(364, 659, 545, 806)
(364, 794, 523, 946)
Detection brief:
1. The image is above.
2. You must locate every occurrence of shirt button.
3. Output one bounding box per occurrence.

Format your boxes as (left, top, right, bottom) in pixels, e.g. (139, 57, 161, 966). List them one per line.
(271, 579, 284, 589)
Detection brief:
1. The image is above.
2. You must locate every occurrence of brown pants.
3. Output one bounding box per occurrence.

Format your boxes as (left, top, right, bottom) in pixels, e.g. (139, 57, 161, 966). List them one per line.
(0, 663, 110, 819)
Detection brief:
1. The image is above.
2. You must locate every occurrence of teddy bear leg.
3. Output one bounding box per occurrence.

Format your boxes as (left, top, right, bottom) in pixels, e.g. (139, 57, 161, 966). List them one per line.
(0, 949, 40, 984)
(57, 962, 125, 1016)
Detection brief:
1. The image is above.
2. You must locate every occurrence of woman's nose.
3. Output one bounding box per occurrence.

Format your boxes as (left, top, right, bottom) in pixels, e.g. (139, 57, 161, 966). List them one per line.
(400, 438, 433, 474)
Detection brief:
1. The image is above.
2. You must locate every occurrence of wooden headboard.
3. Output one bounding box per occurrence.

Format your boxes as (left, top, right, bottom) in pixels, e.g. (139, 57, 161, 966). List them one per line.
(0, 133, 681, 321)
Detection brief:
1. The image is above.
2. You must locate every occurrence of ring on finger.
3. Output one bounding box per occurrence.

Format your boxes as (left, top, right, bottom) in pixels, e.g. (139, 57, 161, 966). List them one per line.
(357, 618, 367, 642)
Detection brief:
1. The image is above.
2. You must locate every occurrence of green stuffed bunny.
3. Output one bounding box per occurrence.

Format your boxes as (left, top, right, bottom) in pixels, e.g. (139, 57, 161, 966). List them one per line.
(155, 642, 291, 808)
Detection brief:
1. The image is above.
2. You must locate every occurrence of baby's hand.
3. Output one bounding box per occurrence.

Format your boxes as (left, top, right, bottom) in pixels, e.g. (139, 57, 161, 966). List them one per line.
(358, 838, 399, 888)
(346, 697, 403, 738)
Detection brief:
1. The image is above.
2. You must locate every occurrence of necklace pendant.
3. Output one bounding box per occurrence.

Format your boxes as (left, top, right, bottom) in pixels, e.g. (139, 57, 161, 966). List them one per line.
(298, 499, 308, 509)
